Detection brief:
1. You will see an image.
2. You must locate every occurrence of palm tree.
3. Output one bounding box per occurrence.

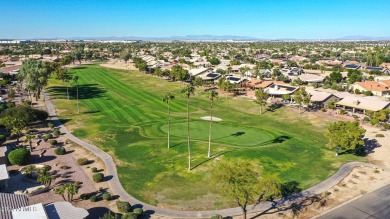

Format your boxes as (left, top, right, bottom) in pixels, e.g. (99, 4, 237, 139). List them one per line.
(54, 185, 66, 201)
(181, 84, 195, 171)
(72, 76, 79, 113)
(37, 171, 54, 187)
(162, 93, 175, 149)
(65, 183, 79, 202)
(207, 90, 218, 158)
(24, 165, 36, 178)
(24, 135, 35, 152)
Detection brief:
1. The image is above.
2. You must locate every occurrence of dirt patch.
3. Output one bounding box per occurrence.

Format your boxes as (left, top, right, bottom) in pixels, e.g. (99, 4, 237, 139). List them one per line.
(100, 59, 136, 70)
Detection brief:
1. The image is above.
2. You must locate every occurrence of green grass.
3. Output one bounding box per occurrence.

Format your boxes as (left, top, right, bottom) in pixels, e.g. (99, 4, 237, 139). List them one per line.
(47, 64, 363, 210)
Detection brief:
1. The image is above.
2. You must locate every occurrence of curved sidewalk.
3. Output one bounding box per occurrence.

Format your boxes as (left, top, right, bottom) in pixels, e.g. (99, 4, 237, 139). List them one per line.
(43, 92, 378, 218)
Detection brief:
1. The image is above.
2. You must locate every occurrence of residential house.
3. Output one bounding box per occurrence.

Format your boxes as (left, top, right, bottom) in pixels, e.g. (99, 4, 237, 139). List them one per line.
(352, 81, 390, 96)
(265, 83, 298, 96)
(298, 74, 325, 83)
(306, 90, 338, 108)
(336, 96, 390, 114)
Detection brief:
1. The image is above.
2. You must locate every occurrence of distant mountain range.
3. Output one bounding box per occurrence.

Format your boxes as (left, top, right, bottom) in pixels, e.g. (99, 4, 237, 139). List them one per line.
(25, 35, 390, 41)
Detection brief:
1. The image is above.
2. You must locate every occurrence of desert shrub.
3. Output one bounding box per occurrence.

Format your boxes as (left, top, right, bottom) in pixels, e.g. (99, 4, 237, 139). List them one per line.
(45, 133, 53, 139)
(211, 214, 224, 219)
(376, 133, 385, 137)
(54, 147, 66, 155)
(48, 122, 54, 129)
(93, 173, 104, 183)
(80, 193, 89, 200)
(77, 158, 88, 166)
(133, 208, 143, 216)
(371, 118, 379, 125)
(116, 201, 131, 213)
(49, 139, 57, 145)
(23, 100, 32, 106)
(102, 193, 111, 201)
(354, 89, 361, 94)
(91, 167, 98, 172)
(320, 108, 326, 112)
(121, 213, 137, 219)
(43, 137, 49, 142)
(364, 90, 373, 96)
(384, 123, 390, 130)
(90, 195, 97, 202)
(53, 129, 60, 137)
(8, 148, 31, 165)
(363, 116, 370, 121)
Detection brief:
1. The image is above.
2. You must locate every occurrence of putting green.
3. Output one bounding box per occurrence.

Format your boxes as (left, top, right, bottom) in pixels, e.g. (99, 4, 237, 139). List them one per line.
(161, 120, 277, 147)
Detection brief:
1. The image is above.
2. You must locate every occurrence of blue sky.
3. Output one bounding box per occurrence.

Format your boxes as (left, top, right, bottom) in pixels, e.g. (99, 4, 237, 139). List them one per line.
(1, 0, 390, 39)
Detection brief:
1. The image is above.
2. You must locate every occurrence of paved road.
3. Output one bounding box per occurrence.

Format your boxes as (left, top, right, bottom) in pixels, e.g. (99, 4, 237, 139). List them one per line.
(319, 184, 390, 219)
(43, 91, 379, 218)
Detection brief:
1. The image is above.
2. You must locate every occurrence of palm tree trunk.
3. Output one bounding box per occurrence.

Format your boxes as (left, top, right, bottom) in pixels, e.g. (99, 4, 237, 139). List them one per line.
(167, 101, 170, 149)
(67, 87, 69, 100)
(77, 86, 79, 113)
(187, 97, 191, 171)
(208, 101, 213, 158)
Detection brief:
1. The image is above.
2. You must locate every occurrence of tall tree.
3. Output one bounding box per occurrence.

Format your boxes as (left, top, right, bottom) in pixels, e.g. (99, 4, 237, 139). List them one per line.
(212, 159, 281, 219)
(18, 59, 51, 101)
(255, 88, 269, 114)
(55, 68, 70, 99)
(72, 76, 80, 113)
(207, 90, 218, 158)
(181, 84, 195, 171)
(293, 87, 310, 114)
(325, 121, 366, 156)
(162, 93, 175, 149)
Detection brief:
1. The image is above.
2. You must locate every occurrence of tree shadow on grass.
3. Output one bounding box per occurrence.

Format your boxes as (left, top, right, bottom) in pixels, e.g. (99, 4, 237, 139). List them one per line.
(47, 84, 106, 100)
(191, 150, 233, 170)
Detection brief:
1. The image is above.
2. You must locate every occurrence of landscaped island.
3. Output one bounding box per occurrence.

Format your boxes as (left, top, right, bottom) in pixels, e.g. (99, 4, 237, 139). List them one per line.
(47, 64, 361, 210)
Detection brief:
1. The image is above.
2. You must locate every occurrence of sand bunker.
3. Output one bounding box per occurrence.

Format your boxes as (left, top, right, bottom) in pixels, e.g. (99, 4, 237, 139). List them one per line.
(200, 116, 222, 122)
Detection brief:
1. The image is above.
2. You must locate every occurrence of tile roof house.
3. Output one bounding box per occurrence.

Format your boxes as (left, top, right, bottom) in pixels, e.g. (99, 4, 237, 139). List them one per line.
(352, 81, 390, 96)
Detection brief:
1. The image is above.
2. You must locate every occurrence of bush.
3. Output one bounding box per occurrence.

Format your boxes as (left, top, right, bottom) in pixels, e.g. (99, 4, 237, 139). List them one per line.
(34, 109, 48, 121)
(354, 89, 361, 94)
(77, 158, 88, 166)
(93, 173, 104, 183)
(54, 147, 66, 155)
(116, 201, 131, 213)
(320, 108, 326, 112)
(43, 137, 49, 142)
(48, 122, 54, 129)
(121, 213, 137, 219)
(23, 100, 32, 106)
(363, 116, 370, 121)
(90, 195, 97, 202)
(91, 167, 98, 172)
(102, 193, 111, 201)
(8, 148, 31, 165)
(80, 193, 89, 200)
(376, 134, 385, 137)
(0, 134, 6, 145)
(53, 129, 60, 137)
(45, 133, 53, 139)
(364, 90, 373, 96)
(133, 208, 143, 216)
(371, 118, 379, 125)
(384, 123, 390, 130)
(211, 214, 224, 219)
(49, 139, 58, 145)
